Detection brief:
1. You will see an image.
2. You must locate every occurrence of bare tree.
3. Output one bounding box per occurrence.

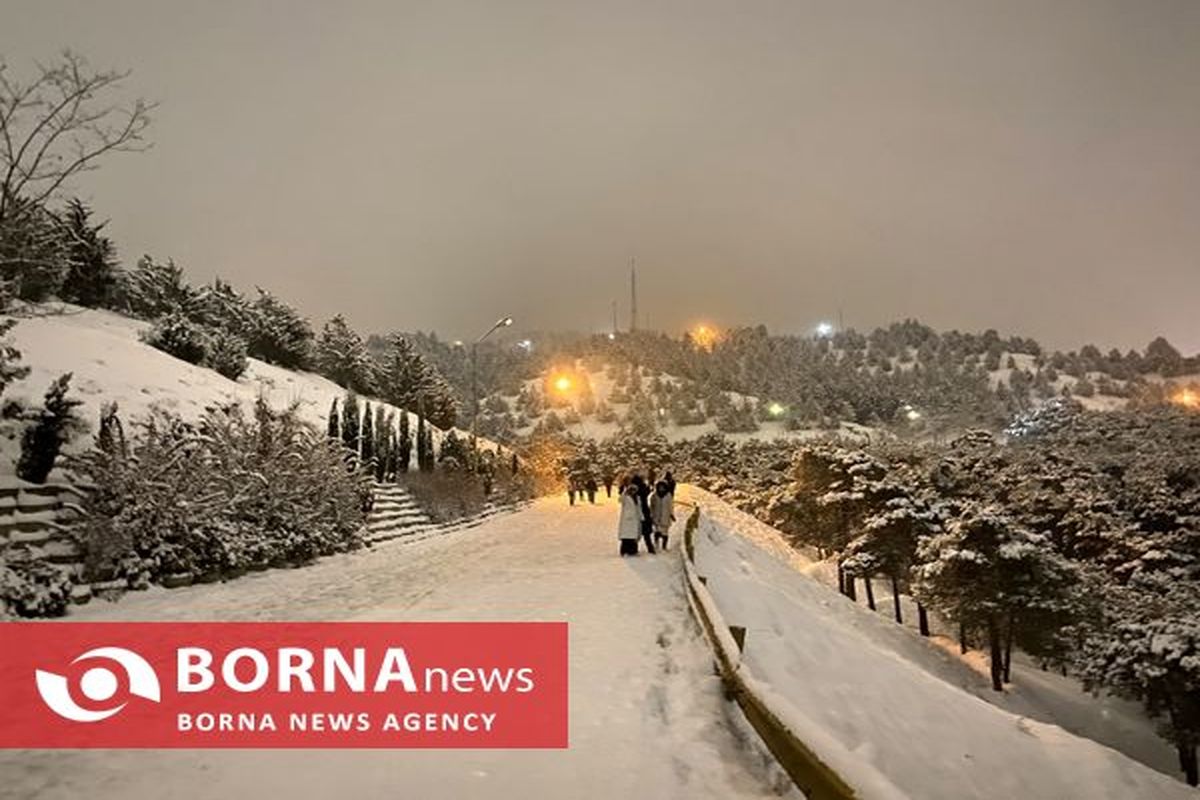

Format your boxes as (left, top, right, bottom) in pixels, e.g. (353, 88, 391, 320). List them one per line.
(0, 51, 154, 223)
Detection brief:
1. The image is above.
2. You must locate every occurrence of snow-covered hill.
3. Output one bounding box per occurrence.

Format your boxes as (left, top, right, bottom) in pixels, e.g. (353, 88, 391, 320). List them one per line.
(489, 358, 878, 444)
(0, 305, 480, 475)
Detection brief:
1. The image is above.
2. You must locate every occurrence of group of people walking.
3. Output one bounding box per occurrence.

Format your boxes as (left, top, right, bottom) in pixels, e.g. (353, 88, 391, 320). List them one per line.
(617, 471, 676, 556)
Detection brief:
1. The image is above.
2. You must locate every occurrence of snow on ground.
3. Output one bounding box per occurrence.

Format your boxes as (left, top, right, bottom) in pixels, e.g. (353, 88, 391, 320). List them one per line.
(0, 305, 489, 474)
(690, 487, 1180, 778)
(683, 487, 1191, 799)
(0, 496, 794, 800)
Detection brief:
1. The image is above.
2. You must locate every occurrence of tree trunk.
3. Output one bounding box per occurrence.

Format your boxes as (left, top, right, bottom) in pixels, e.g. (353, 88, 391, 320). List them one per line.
(845, 573, 857, 602)
(987, 619, 1004, 692)
(1002, 614, 1016, 684)
(864, 576, 876, 611)
(890, 574, 903, 624)
(959, 621, 969, 654)
(1179, 743, 1198, 787)
(917, 603, 930, 637)
(836, 562, 845, 595)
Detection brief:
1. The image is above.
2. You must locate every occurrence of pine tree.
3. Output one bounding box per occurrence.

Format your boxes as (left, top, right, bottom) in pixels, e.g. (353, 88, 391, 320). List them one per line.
(0, 198, 67, 301)
(314, 315, 374, 392)
(17, 373, 85, 483)
(247, 289, 313, 369)
(58, 198, 121, 308)
(378, 334, 459, 429)
(914, 505, 1080, 691)
(121, 255, 193, 318)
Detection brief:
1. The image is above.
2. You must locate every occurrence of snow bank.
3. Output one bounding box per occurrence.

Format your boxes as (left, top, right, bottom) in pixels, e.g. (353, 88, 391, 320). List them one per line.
(682, 488, 1192, 799)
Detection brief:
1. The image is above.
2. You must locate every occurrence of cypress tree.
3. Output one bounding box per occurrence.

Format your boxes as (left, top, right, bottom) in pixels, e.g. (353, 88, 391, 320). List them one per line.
(416, 411, 427, 471)
(341, 390, 360, 456)
(327, 397, 340, 440)
(374, 406, 389, 481)
(361, 401, 375, 466)
(398, 410, 411, 473)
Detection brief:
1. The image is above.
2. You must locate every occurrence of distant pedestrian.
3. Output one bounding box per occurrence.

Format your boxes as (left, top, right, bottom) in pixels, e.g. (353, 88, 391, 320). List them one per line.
(585, 476, 598, 504)
(568, 481, 576, 506)
(631, 474, 656, 554)
(617, 480, 642, 556)
(663, 471, 676, 495)
(650, 480, 675, 550)
(602, 472, 614, 498)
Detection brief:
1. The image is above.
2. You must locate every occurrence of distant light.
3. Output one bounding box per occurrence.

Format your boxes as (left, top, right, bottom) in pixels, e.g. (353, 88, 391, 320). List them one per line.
(452, 340, 464, 348)
(816, 322, 834, 337)
(768, 402, 786, 417)
(691, 323, 721, 351)
(906, 409, 922, 421)
(1172, 387, 1200, 411)
(517, 339, 534, 352)
(607, 332, 616, 340)
(500, 317, 514, 327)
(554, 375, 573, 393)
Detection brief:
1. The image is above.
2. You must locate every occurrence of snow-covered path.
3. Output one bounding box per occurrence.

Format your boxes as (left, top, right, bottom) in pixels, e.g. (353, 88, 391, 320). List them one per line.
(0, 497, 792, 800)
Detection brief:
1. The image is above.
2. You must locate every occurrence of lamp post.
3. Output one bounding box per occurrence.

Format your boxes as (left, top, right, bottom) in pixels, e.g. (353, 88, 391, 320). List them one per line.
(471, 316, 514, 442)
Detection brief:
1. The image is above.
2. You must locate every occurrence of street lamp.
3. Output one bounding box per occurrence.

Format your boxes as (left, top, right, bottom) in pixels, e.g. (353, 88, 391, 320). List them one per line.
(471, 316, 514, 441)
(815, 321, 834, 338)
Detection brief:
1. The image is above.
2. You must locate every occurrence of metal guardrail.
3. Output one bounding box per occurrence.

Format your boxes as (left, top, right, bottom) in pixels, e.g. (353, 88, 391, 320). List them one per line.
(681, 505, 858, 800)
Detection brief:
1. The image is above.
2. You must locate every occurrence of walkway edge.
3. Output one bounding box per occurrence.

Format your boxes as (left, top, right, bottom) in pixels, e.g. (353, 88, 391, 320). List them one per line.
(680, 505, 860, 800)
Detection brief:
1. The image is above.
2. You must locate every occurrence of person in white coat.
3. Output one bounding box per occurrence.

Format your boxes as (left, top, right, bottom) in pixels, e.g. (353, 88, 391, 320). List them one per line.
(617, 478, 643, 556)
(650, 480, 675, 550)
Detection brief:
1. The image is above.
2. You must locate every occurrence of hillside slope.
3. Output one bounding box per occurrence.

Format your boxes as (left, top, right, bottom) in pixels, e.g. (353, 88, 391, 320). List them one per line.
(685, 487, 1191, 798)
(0, 305, 476, 475)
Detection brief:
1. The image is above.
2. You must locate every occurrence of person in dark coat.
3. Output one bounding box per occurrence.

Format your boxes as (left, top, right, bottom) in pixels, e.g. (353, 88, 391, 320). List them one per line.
(631, 474, 656, 553)
(585, 476, 598, 504)
(567, 481, 576, 506)
(663, 471, 677, 495)
(602, 472, 614, 498)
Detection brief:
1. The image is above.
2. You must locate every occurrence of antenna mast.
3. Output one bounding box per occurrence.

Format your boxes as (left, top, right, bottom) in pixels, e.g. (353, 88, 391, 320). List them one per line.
(630, 257, 638, 332)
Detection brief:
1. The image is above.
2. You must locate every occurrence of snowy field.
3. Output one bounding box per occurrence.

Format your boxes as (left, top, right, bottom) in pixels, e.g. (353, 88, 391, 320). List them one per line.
(685, 488, 1192, 799)
(0, 497, 794, 800)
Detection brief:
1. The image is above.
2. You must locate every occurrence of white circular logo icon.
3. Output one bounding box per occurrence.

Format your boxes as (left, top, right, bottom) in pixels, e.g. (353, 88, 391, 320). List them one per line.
(35, 647, 161, 722)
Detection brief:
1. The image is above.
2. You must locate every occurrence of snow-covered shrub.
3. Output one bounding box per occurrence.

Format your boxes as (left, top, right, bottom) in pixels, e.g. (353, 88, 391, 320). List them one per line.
(69, 401, 370, 587)
(202, 327, 248, 380)
(16, 373, 85, 483)
(143, 311, 209, 365)
(0, 553, 73, 618)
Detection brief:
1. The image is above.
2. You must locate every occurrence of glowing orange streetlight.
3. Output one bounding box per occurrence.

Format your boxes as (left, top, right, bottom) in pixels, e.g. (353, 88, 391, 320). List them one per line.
(554, 375, 573, 393)
(690, 323, 721, 351)
(1172, 387, 1200, 411)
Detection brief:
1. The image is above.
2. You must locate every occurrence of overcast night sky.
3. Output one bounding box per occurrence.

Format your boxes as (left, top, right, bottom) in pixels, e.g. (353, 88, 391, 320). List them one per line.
(3, 0, 1199, 352)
